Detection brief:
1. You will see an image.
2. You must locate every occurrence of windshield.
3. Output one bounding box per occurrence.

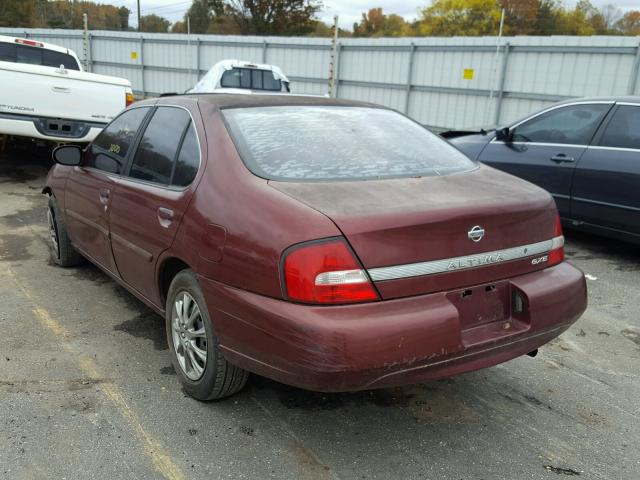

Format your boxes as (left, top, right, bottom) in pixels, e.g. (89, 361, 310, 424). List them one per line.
(222, 106, 475, 181)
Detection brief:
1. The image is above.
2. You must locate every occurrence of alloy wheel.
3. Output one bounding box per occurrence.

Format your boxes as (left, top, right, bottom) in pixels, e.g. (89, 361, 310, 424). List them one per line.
(47, 208, 60, 259)
(171, 291, 208, 380)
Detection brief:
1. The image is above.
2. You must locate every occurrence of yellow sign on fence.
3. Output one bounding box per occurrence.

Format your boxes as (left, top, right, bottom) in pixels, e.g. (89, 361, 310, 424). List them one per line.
(463, 68, 474, 80)
(131, 51, 138, 60)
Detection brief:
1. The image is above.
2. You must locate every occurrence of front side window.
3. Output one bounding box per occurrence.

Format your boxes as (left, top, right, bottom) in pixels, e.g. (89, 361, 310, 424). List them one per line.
(223, 106, 475, 181)
(129, 107, 191, 185)
(599, 105, 640, 150)
(220, 68, 282, 91)
(88, 107, 150, 174)
(514, 104, 610, 145)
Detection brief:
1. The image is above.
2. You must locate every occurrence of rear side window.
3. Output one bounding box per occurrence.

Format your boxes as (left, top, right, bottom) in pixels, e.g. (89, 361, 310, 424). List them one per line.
(43, 49, 80, 70)
(599, 105, 640, 150)
(89, 107, 150, 174)
(223, 106, 475, 181)
(514, 104, 609, 145)
(129, 107, 191, 185)
(172, 123, 200, 187)
(220, 68, 282, 91)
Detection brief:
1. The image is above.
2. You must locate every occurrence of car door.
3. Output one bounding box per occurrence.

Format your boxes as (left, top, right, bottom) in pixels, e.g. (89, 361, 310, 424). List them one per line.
(64, 106, 151, 273)
(108, 105, 202, 305)
(478, 103, 612, 217)
(571, 104, 640, 238)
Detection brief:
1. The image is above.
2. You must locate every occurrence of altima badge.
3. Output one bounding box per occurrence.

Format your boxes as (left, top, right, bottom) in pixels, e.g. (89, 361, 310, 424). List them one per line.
(468, 225, 485, 242)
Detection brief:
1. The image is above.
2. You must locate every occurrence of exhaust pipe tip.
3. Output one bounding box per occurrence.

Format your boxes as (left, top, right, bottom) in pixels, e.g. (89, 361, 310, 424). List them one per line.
(527, 349, 538, 358)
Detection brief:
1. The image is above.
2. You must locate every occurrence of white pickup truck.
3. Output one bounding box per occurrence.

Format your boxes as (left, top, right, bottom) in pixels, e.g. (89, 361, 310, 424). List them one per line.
(0, 35, 133, 143)
(187, 60, 291, 94)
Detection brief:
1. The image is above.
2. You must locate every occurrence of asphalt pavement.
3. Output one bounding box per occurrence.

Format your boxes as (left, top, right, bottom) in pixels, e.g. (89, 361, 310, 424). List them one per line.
(0, 141, 638, 480)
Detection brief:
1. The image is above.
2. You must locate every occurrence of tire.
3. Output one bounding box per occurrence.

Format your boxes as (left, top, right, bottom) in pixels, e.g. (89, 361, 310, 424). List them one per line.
(166, 269, 248, 401)
(47, 196, 84, 267)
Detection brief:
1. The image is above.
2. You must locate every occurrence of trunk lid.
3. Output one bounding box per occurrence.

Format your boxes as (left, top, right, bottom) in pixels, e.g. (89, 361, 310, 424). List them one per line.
(270, 165, 559, 299)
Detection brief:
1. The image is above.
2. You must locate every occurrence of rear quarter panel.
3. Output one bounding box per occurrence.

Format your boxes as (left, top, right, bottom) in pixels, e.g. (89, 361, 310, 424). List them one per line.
(171, 106, 341, 299)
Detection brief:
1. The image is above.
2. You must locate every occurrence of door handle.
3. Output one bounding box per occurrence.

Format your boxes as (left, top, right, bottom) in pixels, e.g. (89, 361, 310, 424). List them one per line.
(157, 207, 174, 228)
(99, 188, 110, 205)
(550, 154, 575, 163)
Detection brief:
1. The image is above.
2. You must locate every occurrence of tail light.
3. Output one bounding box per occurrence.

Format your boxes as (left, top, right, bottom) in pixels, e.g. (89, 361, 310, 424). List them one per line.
(125, 90, 134, 107)
(282, 238, 379, 305)
(548, 214, 565, 266)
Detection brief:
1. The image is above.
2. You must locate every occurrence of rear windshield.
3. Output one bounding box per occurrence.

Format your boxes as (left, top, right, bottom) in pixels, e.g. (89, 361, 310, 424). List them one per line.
(220, 68, 282, 91)
(222, 106, 475, 181)
(0, 42, 80, 70)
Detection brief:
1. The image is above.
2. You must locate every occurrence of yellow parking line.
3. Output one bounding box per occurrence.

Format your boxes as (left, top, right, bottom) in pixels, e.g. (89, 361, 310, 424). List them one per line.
(5, 265, 184, 480)
(33, 307, 70, 338)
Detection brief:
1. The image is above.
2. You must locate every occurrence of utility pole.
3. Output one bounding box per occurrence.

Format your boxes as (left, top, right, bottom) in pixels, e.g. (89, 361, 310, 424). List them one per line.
(137, 0, 141, 32)
(328, 15, 339, 97)
(187, 16, 192, 81)
(485, 8, 505, 127)
(82, 13, 89, 71)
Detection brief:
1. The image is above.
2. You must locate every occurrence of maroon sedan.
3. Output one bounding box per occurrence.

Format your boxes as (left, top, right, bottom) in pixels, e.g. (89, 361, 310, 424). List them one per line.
(44, 94, 587, 400)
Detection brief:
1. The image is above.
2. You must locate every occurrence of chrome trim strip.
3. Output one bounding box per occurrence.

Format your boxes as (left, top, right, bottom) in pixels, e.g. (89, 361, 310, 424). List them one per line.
(508, 101, 614, 130)
(84, 103, 203, 191)
(489, 101, 614, 146)
(490, 140, 588, 148)
(588, 145, 640, 153)
(572, 196, 640, 212)
(368, 236, 563, 282)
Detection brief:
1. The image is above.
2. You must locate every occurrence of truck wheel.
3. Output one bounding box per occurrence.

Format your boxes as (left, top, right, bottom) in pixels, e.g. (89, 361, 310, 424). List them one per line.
(166, 270, 248, 401)
(47, 196, 83, 267)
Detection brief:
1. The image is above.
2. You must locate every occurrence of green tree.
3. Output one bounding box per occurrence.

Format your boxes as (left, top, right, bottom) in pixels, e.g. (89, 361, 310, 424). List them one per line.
(499, 0, 539, 35)
(535, 0, 562, 34)
(310, 19, 333, 37)
(210, 0, 323, 35)
(353, 8, 414, 37)
(140, 14, 171, 32)
(183, 0, 212, 33)
(616, 10, 640, 35)
(0, 0, 38, 27)
(417, 0, 502, 36)
(118, 6, 130, 30)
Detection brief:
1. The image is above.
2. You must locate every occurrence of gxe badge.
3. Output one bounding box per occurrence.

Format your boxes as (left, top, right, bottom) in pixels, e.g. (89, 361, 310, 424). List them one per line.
(468, 225, 485, 242)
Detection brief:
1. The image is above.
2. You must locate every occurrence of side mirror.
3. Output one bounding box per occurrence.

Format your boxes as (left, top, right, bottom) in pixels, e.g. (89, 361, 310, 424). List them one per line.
(495, 127, 512, 142)
(52, 145, 82, 166)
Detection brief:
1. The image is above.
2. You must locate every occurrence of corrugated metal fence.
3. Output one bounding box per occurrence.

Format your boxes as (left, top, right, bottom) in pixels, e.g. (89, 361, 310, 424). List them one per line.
(2, 28, 639, 130)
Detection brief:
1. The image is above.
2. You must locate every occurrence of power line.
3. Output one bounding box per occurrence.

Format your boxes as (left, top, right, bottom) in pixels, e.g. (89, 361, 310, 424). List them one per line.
(141, 6, 191, 15)
(137, 0, 193, 14)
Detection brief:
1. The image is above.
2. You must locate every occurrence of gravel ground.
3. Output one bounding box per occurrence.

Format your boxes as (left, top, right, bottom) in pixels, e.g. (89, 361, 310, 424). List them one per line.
(0, 141, 638, 480)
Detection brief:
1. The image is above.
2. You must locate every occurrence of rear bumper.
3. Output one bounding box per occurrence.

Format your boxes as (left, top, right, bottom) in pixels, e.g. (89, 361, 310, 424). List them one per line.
(200, 262, 587, 392)
(0, 113, 105, 142)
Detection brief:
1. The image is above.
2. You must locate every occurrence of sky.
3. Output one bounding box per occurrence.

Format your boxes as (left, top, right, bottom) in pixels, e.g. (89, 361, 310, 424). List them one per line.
(114, 0, 640, 29)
